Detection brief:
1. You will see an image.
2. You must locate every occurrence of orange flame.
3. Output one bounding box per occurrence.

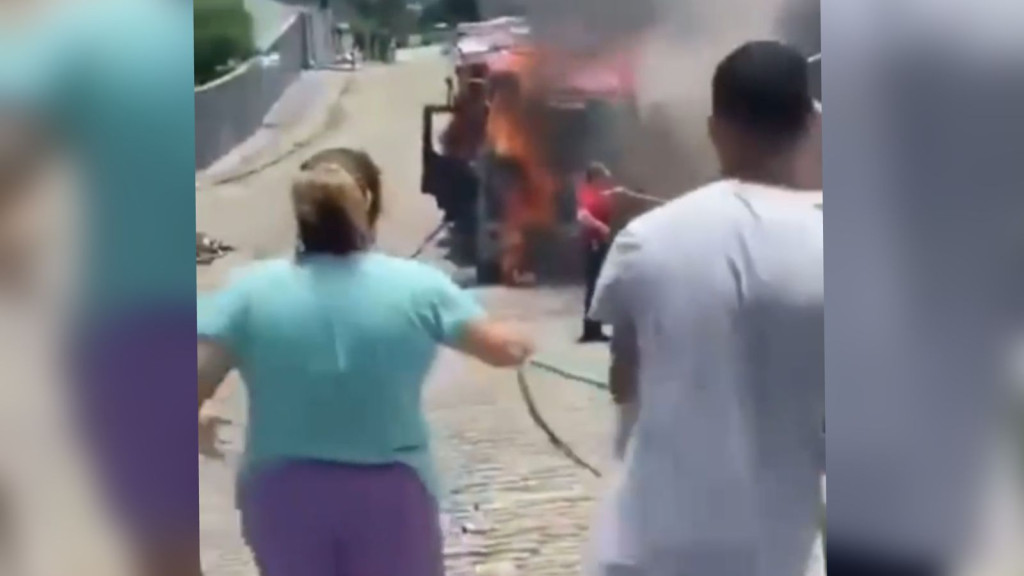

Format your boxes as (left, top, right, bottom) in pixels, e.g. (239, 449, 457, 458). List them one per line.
(485, 50, 559, 285)
(476, 37, 641, 285)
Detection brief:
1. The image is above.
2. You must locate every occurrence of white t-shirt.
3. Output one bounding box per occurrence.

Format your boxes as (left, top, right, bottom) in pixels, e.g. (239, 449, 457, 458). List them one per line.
(589, 180, 824, 576)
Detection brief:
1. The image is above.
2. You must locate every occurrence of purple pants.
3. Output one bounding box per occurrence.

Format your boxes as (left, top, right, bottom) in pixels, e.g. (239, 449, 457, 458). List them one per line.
(74, 308, 198, 541)
(239, 460, 444, 576)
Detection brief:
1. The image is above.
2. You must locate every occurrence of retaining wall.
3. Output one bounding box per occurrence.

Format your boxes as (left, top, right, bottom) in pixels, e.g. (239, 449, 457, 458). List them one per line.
(195, 11, 335, 171)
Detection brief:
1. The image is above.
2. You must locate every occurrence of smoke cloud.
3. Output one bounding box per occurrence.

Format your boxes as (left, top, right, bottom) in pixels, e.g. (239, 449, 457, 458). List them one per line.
(480, 0, 821, 197)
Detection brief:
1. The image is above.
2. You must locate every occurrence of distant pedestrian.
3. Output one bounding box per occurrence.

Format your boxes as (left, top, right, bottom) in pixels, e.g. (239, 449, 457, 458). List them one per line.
(577, 162, 615, 343)
(198, 148, 535, 576)
(586, 40, 823, 576)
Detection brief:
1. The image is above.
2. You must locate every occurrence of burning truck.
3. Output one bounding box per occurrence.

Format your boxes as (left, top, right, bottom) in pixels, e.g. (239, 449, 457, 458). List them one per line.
(422, 12, 820, 286)
(422, 19, 642, 285)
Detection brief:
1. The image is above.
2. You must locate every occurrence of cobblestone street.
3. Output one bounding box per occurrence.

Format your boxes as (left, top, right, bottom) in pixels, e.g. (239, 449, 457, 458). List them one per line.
(199, 287, 623, 576)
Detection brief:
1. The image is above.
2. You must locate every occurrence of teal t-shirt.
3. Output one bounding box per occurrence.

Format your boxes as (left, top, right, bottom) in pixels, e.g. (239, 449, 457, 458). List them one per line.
(197, 254, 486, 498)
(0, 0, 195, 313)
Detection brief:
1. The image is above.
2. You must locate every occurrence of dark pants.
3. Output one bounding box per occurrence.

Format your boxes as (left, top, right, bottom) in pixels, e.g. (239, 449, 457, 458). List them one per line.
(583, 238, 610, 337)
(827, 544, 944, 576)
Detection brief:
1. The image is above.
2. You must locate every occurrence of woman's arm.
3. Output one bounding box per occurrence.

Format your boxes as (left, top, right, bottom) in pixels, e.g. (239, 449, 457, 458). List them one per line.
(452, 318, 535, 368)
(0, 116, 53, 292)
(0, 115, 51, 202)
(198, 339, 234, 460)
(198, 339, 233, 411)
(420, 266, 535, 367)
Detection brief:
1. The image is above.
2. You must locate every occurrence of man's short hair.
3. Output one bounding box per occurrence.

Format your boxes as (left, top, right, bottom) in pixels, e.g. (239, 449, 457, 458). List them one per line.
(712, 40, 813, 146)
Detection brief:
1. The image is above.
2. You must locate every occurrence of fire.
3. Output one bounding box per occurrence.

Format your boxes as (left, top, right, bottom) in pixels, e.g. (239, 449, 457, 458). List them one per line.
(486, 49, 559, 286)
(448, 34, 639, 286)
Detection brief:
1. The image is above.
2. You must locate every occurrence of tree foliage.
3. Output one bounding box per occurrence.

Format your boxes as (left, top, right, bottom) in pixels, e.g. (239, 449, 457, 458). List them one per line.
(194, 0, 256, 86)
(419, 0, 480, 26)
(344, 0, 406, 33)
(442, 0, 481, 22)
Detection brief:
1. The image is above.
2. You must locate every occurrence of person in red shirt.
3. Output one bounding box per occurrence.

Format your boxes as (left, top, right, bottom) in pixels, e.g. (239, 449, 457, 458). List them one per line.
(577, 162, 615, 342)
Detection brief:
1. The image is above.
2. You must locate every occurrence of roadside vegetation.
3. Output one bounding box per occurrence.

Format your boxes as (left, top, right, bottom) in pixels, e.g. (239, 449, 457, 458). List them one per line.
(194, 0, 255, 86)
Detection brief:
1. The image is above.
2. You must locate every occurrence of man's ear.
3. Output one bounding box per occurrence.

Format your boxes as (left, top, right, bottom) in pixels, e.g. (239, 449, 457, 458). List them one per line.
(707, 115, 719, 149)
(794, 111, 823, 189)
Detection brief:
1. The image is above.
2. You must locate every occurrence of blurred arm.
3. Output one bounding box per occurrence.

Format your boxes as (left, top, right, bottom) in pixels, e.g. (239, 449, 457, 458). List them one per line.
(0, 16, 73, 209)
(577, 185, 611, 238)
(609, 318, 639, 460)
(609, 319, 638, 405)
(0, 115, 53, 291)
(577, 206, 611, 237)
(417, 267, 536, 368)
(453, 318, 535, 368)
(0, 115, 51, 209)
(198, 338, 234, 460)
(197, 339, 234, 411)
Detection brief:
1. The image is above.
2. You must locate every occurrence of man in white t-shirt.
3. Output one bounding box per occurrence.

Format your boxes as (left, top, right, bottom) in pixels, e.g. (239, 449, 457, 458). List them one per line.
(587, 41, 824, 576)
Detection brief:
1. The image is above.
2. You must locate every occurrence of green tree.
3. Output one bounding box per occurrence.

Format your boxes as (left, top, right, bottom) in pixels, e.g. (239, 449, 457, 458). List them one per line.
(419, 0, 479, 26)
(194, 0, 256, 86)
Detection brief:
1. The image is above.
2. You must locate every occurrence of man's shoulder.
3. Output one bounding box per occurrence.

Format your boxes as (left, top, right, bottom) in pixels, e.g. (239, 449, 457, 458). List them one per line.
(624, 180, 745, 242)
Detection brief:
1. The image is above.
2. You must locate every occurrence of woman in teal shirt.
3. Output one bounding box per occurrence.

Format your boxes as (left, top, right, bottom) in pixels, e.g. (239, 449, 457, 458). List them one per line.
(198, 148, 534, 576)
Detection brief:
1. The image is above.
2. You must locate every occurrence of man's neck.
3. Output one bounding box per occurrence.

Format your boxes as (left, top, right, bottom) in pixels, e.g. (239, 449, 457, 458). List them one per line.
(722, 154, 805, 190)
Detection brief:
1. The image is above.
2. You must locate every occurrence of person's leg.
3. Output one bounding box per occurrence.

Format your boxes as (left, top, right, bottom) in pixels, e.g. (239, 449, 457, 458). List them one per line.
(582, 241, 609, 341)
(340, 464, 444, 576)
(74, 308, 201, 576)
(238, 463, 339, 576)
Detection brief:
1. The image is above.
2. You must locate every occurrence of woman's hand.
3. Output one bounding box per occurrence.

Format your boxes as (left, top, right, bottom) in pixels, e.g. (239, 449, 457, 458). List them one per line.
(457, 319, 536, 368)
(198, 415, 230, 461)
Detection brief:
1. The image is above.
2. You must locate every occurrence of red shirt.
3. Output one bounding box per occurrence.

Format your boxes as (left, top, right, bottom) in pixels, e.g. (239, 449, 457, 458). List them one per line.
(577, 183, 612, 243)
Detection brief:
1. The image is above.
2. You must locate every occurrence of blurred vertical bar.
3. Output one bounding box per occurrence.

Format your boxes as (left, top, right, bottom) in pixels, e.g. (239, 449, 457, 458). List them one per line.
(0, 0, 198, 574)
(825, 0, 1024, 573)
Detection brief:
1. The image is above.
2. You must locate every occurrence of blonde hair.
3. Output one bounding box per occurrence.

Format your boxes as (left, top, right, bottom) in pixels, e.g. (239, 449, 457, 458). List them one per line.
(292, 164, 372, 256)
(300, 147, 383, 226)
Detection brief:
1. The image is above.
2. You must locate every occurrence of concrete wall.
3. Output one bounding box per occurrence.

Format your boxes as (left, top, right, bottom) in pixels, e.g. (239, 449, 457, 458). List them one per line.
(245, 0, 301, 50)
(305, 6, 338, 66)
(194, 15, 305, 171)
(194, 10, 337, 171)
